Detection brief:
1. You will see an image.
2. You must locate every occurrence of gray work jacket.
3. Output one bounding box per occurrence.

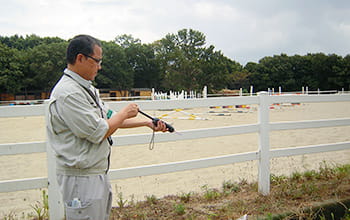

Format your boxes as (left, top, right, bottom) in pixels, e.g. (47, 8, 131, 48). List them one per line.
(46, 69, 110, 175)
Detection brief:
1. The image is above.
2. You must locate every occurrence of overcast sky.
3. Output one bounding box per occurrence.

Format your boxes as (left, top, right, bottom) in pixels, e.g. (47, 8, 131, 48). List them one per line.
(1, 0, 349, 65)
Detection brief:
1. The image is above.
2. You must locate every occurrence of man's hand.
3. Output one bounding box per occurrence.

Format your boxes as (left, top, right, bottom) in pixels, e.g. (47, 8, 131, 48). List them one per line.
(119, 103, 139, 120)
(150, 119, 168, 132)
(104, 103, 139, 139)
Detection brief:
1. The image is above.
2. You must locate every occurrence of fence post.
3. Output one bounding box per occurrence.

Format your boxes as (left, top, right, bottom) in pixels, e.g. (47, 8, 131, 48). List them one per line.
(45, 101, 65, 220)
(202, 86, 207, 98)
(258, 92, 271, 195)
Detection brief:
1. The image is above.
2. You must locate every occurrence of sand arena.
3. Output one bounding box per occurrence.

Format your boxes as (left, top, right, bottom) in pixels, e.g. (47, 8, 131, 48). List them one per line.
(0, 101, 349, 217)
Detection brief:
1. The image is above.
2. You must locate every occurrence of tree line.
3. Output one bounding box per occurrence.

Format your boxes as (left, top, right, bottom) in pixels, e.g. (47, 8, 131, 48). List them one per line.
(0, 29, 349, 96)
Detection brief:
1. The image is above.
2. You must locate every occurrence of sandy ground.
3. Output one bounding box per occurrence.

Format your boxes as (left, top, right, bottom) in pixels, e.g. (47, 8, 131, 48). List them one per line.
(0, 101, 350, 218)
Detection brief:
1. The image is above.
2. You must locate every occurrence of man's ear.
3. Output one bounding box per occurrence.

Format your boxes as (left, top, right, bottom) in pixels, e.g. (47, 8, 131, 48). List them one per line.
(76, 54, 85, 64)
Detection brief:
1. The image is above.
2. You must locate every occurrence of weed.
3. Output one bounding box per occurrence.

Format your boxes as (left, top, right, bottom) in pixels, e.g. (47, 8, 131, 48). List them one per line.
(222, 180, 241, 193)
(231, 199, 249, 214)
(29, 189, 49, 220)
(201, 185, 221, 201)
(145, 195, 158, 205)
(116, 192, 128, 208)
(265, 212, 274, 220)
(319, 161, 335, 179)
(238, 178, 248, 185)
(291, 171, 302, 181)
(257, 203, 270, 213)
(270, 174, 287, 185)
(334, 164, 350, 181)
(128, 194, 135, 206)
(290, 205, 316, 220)
(174, 203, 186, 215)
(8, 163, 349, 219)
(42, 190, 49, 215)
(2, 211, 17, 220)
(303, 169, 318, 180)
(335, 164, 350, 174)
(30, 202, 47, 220)
(179, 192, 192, 203)
(301, 182, 319, 197)
(250, 182, 259, 191)
(109, 163, 350, 219)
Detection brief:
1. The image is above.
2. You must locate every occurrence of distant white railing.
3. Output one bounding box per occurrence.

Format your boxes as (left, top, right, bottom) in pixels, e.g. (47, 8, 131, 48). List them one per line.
(0, 93, 350, 220)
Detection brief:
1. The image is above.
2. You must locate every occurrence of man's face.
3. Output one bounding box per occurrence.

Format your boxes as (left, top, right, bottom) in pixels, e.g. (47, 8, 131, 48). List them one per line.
(82, 45, 102, 81)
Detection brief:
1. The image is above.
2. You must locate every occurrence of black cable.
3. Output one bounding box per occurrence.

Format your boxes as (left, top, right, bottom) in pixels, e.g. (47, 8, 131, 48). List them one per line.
(138, 110, 175, 132)
(138, 110, 175, 150)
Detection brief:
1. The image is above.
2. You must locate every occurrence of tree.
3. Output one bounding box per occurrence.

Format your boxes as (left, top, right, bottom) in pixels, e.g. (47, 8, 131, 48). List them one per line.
(96, 41, 133, 94)
(24, 42, 67, 92)
(154, 29, 244, 92)
(199, 46, 243, 92)
(245, 61, 271, 92)
(115, 34, 141, 48)
(323, 54, 347, 90)
(115, 35, 162, 89)
(254, 54, 296, 91)
(288, 54, 313, 90)
(153, 29, 206, 91)
(228, 70, 251, 90)
(0, 34, 65, 50)
(308, 53, 330, 90)
(0, 43, 23, 94)
(342, 55, 350, 90)
(2, 33, 350, 96)
(127, 43, 161, 88)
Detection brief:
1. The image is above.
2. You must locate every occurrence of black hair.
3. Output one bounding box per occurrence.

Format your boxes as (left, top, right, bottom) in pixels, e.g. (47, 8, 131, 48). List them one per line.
(66, 35, 102, 64)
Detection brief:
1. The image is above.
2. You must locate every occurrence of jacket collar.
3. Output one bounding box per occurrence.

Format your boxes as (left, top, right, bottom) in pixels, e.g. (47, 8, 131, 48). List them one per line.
(64, 68, 92, 89)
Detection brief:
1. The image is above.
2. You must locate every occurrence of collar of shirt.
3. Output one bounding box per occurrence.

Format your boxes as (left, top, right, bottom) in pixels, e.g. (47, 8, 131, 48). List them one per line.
(64, 68, 92, 90)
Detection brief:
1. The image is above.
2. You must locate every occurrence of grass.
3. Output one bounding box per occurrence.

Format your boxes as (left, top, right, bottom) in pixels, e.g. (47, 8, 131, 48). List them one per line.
(3, 163, 349, 219)
(110, 163, 350, 219)
(29, 190, 49, 220)
(3, 190, 49, 220)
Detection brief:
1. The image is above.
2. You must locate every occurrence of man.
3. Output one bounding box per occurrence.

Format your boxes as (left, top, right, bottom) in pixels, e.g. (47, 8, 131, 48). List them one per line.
(46, 34, 167, 219)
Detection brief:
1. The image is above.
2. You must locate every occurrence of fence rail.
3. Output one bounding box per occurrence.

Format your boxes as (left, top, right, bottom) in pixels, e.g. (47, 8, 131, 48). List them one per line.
(0, 93, 350, 219)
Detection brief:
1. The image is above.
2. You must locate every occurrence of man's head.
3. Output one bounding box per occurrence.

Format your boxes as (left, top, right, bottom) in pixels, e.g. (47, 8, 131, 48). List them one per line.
(66, 35, 102, 81)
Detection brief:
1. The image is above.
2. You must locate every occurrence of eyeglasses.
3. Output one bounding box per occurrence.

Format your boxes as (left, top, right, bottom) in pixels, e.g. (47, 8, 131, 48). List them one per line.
(82, 54, 102, 65)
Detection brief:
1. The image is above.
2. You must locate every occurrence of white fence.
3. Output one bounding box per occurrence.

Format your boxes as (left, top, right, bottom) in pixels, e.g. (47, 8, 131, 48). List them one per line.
(1, 92, 350, 219)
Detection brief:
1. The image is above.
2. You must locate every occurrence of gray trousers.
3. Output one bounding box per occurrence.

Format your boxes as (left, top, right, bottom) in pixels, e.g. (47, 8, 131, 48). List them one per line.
(57, 174, 112, 220)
